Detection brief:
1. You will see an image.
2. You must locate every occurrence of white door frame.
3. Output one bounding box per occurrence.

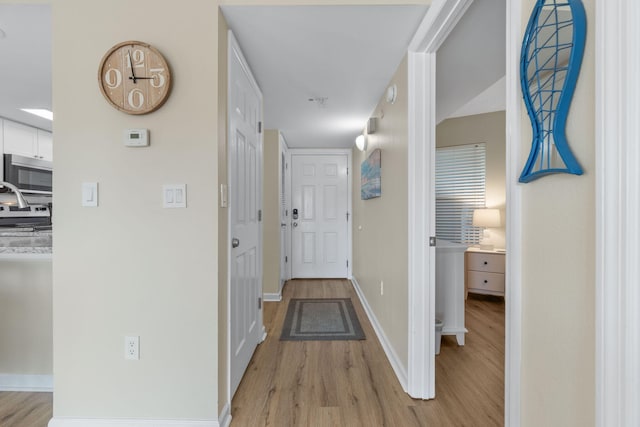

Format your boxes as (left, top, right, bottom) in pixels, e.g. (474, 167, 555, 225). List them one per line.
(226, 30, 265, 404)
(595, 0, 640, 425)
(406, 0, 475, 400)
(279, 132, 291, 287)
(504, 0, 523, 424)
(288, 148, 353, 279)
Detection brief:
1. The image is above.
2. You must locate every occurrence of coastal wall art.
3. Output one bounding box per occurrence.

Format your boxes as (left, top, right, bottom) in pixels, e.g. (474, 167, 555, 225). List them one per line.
(361, 148, 381, 200)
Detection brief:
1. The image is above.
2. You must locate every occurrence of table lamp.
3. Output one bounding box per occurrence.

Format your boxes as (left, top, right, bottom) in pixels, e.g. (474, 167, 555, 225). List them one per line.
(472, 208, 500, 250)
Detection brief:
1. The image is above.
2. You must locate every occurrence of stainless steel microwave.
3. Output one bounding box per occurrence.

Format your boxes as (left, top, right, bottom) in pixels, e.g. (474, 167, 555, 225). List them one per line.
(3, 154, 53, 194)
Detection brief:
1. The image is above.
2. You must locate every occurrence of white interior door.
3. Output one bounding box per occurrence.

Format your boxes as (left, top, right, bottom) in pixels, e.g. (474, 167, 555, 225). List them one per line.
(291, 153, 348, 278)
(228, 32, 263, 398)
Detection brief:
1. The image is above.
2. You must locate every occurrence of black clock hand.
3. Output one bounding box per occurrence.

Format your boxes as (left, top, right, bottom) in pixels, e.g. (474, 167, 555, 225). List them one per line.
(130, 76, 155, 80)
(127, 49, 137, 83)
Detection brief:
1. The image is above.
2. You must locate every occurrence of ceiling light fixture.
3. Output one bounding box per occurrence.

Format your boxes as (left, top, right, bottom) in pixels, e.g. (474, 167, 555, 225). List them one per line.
(21, 108, 53, 121)
(355, 134, 367, 152)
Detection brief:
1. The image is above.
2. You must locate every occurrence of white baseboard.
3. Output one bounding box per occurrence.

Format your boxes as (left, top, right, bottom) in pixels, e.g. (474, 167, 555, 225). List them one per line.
(48, 405, 231, 427)
(218, 402, 231, 427)
(0, 374, 53, 392)
(48, 418, 219, 427)
(263, 292, 282, 302)
(350, 278, 408, 391)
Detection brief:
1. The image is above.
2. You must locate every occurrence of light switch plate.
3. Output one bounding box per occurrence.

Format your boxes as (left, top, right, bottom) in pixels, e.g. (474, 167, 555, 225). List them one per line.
(163, 184, 186, 208)
(82, 182, 98, 207)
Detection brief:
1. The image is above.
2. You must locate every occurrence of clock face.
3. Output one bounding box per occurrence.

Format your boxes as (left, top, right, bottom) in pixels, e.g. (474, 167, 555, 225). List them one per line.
(98, 41, 171, 114)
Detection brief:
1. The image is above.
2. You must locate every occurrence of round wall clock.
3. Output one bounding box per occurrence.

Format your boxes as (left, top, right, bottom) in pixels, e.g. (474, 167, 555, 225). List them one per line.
(98, 41, 172, 115)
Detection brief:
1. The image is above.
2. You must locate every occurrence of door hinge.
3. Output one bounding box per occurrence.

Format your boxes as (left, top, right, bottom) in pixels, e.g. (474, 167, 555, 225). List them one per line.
(258, 297, 262, 309)
(346, 259, 349, 268)
(258, 210, 262, 221)
(258, 121, 262, 133)
(285, 256, 288, 263)
(429, 236, 437, 247)
(346, 211, 350, 221)
(347, 167, 349, 175)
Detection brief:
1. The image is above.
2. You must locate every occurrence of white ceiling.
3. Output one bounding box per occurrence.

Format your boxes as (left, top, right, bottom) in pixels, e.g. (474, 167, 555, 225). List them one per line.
(221, 5, 429, 148)
(0, 3, 505, 145)
(0, 4, 52, 132)
(436, 0, 506, 124)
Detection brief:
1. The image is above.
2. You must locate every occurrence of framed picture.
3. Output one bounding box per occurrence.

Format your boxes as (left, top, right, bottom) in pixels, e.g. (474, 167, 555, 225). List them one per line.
(361, 148, 381, 200)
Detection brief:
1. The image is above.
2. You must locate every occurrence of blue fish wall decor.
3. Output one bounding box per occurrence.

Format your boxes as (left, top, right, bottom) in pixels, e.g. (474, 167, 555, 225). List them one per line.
(519, 0, 587, 183)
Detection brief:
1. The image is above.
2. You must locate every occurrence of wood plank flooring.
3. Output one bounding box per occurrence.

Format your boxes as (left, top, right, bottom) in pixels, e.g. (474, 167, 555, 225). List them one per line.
(0, 391, 52, 427)
(232, 279, 505, 426)
(0, 279, 504, 427)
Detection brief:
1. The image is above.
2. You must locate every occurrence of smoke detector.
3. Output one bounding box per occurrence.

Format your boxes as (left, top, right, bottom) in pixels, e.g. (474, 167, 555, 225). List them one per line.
(308, 96, 328, 108)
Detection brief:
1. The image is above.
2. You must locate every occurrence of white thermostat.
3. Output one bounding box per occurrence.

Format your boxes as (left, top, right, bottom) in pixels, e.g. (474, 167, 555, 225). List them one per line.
(124, 129, 149, 147)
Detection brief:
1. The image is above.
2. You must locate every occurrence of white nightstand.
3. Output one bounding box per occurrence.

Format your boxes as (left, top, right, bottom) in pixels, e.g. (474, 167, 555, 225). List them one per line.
(465, 248, 505, 298)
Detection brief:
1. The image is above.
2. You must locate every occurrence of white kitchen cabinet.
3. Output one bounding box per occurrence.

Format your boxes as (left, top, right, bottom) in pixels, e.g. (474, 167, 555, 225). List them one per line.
(36, 129, 53, 161)
(2, 119, 52, 161)
(3, 119, 37, 158)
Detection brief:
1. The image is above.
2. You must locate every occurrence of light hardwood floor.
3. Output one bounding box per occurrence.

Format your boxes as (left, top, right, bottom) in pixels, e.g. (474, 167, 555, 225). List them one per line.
(0, 279, 504, 427)
(0, 391, 52, 427)
(231, 279, 505, 426)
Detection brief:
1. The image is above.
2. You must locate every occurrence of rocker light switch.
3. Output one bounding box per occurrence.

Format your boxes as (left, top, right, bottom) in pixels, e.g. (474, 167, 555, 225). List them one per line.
(81, 182, 98, 207)
(163, 184, 186, 208)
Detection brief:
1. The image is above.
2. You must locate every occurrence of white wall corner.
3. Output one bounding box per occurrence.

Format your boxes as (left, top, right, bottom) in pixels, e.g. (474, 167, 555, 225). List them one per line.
(350, 278, 408, 391)
(0, 374, 53, 392)
(218, 402, 231, 427)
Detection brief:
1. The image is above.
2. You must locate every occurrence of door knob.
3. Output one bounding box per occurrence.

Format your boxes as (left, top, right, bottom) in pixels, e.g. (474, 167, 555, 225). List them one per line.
(293, 222, 298, 227)
(232, 238, 240, 248)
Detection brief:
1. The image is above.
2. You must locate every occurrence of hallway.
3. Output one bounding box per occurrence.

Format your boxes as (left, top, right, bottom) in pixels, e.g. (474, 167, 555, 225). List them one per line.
(231, 279, 504, 426)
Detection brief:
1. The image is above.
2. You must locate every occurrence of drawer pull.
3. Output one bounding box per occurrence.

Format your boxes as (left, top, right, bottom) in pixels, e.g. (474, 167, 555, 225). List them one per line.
(484, 280, 488, 284)
(483, 261, 488, 265)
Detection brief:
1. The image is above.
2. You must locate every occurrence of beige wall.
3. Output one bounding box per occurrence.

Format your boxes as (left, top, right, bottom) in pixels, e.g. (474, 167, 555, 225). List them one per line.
(436, 111, 506, 248)
(217, 11, 229, 416)
(519, 0, 595, 425)
(0, 260, 52, 376)
(352, 55, 409, 368)
(53, 0, 219, 420)
(263, 130, 281, 296)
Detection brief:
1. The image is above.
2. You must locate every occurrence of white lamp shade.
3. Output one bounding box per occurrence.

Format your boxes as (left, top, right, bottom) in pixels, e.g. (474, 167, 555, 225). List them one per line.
(355, 134, 367, 151)
(472, 208, 501, 228)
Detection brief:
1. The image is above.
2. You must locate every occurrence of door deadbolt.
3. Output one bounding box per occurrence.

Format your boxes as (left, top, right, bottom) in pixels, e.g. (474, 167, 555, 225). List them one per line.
(231, 238, 240, 248)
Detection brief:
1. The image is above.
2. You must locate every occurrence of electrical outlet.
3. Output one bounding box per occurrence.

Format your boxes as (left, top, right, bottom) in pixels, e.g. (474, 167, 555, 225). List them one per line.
(125, 336, 139, 360)
(380, 280, 384, 295)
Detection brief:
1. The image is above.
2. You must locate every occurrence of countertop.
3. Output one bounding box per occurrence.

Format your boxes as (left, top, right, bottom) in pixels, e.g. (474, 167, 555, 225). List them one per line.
(0, 229, 52, 259)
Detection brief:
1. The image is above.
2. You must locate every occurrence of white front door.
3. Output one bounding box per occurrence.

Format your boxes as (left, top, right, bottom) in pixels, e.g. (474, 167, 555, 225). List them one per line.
(291, 153, 349, 278)
(228, 32, 263, 398)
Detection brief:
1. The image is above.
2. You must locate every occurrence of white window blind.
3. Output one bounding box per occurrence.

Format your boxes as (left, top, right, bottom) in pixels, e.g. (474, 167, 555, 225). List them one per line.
(435, 143, 486, 244)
